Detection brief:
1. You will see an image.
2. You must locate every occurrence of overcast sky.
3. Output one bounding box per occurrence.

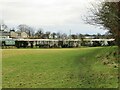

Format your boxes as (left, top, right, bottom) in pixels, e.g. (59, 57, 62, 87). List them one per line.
(0, 0, 107, 34)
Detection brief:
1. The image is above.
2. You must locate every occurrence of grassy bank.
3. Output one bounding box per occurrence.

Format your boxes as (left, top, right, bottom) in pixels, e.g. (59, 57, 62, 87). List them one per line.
(2, 47, 118, 88)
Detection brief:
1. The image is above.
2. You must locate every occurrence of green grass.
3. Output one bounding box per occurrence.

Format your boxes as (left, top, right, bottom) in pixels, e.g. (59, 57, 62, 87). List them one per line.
(2, 47, 118, 88)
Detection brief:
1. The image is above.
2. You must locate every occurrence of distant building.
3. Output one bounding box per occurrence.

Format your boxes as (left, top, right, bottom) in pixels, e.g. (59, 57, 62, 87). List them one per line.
(10, 30, 18, 38)
(10, 31, 29, 39)
(17, 31, 29, 38)
(0, 31, 10, 38)
(0, 27, 29, 39)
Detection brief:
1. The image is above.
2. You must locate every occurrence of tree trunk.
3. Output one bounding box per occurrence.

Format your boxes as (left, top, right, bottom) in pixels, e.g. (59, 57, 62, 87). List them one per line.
(115, 1, 120, 67)
(118, 1, 120, 55)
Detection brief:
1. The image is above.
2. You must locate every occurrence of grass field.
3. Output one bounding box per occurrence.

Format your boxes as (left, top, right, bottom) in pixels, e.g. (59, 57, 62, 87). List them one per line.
(2, 47, 118, 88)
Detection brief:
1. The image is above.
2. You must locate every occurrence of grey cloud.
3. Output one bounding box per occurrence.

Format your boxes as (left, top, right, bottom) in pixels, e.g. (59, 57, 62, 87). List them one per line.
(0, 0, 104, 34)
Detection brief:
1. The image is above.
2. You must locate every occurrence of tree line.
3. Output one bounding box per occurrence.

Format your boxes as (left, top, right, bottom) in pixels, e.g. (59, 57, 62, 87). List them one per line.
(1, 24, 113, 39)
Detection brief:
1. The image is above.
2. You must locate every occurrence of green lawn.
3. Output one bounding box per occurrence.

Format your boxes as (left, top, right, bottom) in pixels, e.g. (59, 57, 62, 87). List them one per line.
(2, 47, 118, 88)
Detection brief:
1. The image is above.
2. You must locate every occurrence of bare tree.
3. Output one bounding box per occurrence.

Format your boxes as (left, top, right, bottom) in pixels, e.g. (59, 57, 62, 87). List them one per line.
(45, 31, 51, 39)
(61, 33, 67, 39)
(51, 32, 56, 39)
(0, 24, 8, 31)
(85, 1, 120, 53)
(35, 28, 44, 39)
(17, 24, 34, 37)
(56, 32, 62, 39)
(28, 27, 35, 37)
